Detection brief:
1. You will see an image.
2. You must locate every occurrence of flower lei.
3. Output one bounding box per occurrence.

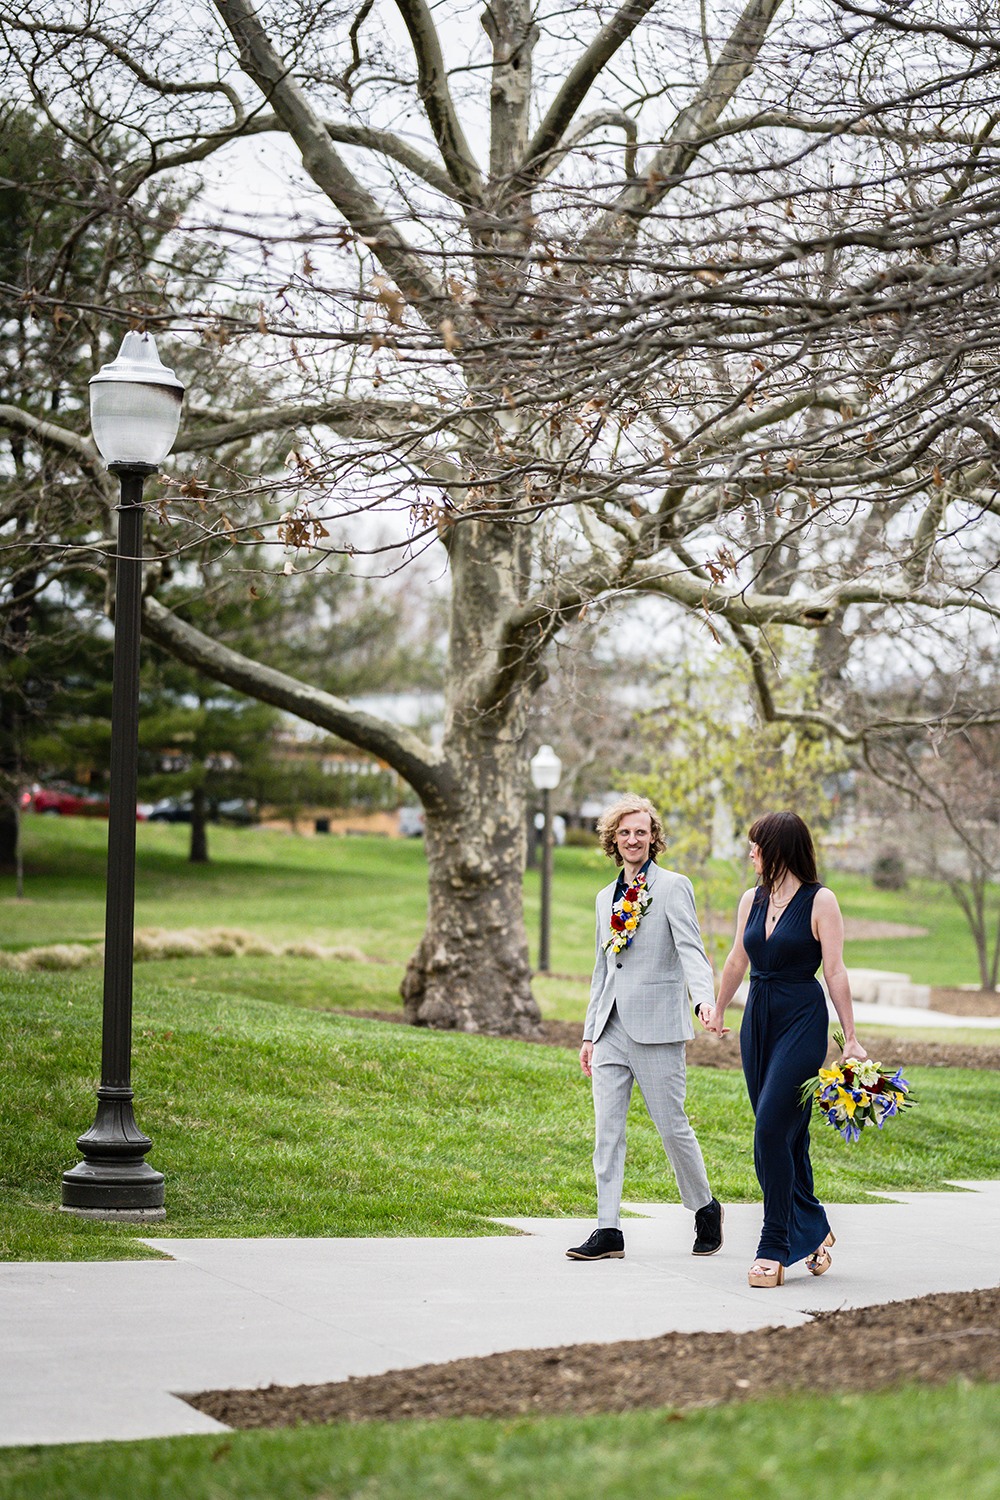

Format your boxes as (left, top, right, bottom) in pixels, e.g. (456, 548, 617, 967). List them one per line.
(602, 869, 653, 954)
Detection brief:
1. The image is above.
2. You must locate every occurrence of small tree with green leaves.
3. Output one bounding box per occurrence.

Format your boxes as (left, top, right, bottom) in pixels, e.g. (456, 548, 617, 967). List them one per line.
(631, 644, 844, 967)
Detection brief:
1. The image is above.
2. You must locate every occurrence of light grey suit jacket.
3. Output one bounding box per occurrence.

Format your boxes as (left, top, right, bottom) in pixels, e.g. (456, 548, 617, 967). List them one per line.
(584, 863, 716, 1045)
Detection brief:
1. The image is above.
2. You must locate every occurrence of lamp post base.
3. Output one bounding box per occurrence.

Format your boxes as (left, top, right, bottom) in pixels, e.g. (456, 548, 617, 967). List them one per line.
(60, 1163, 166, 1216)
(61, 1090, 165, 1214)
(60, 1204, 167, 1222)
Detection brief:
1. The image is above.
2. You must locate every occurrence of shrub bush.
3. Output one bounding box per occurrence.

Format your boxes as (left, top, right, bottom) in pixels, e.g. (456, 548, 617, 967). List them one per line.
(872, 850, 908, 890)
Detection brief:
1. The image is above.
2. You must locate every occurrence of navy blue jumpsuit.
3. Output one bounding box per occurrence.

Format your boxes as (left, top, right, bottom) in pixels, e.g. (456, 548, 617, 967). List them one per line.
(740, 883, 831, 1265)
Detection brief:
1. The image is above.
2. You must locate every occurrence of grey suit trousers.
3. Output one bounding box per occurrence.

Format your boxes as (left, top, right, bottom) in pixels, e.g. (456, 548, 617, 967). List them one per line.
(592, 1005, 712, 1226)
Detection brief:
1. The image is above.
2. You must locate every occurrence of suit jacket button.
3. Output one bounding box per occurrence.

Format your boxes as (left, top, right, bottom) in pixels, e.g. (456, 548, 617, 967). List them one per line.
(616, 962, 623, 969)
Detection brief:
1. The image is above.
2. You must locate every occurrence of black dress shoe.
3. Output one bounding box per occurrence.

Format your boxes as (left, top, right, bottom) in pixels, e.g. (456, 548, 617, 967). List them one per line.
(692, 1197, 724, 1255)
(566, 1227, 625, 1260)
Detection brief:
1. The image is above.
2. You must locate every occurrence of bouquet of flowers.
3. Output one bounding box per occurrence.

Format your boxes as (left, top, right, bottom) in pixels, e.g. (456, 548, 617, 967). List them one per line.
(799, 1028, 916, 1144)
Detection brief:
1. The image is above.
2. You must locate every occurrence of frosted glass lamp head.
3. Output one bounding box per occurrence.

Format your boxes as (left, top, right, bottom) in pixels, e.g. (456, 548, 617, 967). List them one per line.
(530, 744, 562, 790)
(89, 331, 184, 468)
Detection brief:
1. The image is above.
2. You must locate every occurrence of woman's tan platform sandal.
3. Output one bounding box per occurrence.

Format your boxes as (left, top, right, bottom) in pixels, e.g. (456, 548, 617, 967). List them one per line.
(748, 1261, 785, 1287)
(805, 1232, 836, 1276)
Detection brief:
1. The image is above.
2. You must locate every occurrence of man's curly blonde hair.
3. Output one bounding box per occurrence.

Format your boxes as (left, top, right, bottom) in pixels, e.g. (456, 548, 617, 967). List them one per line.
(596, 794, 667, 866)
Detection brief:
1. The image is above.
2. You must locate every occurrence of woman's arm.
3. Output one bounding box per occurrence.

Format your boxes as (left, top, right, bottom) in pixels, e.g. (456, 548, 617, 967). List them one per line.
(699, 888, 755, 1036)
(813, 887, 868, 1062)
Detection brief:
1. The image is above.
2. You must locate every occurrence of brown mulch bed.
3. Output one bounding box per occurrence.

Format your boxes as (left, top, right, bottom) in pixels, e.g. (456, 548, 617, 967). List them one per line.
(928, 986, 1000, 1017)
(187, 1001, 1000, 1432)
(186, 1286, 1000, 1429)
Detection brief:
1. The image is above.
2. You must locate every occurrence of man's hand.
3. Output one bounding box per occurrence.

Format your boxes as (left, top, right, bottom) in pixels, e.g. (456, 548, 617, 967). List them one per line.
(697, 1003, 731, 1037)
(579, 1040, 594, 1077)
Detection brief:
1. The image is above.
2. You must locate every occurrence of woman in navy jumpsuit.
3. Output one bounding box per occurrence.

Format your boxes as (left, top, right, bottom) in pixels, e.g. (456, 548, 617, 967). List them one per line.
(701, 812, 867, 1287)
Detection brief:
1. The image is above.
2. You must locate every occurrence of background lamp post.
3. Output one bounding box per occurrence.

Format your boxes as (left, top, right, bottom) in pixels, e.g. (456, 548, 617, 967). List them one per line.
(529, 744, 562, 974)
(62, 332, 184, 1219)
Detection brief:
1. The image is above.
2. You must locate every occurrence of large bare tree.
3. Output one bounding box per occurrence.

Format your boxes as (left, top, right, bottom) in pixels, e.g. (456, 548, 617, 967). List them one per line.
(3, 0, 1000, 1031)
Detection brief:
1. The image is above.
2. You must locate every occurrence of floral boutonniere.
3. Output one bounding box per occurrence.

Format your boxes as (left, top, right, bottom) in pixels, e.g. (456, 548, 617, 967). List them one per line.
(603, 870, 653, 954)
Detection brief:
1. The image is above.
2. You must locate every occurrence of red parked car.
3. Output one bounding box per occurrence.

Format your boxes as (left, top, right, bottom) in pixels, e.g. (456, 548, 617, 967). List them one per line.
(29, 785, 110, 818)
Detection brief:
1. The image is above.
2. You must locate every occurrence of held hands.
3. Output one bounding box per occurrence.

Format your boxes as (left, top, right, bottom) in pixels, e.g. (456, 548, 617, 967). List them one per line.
(582, 1007, 732, 1070)
(696, 1002, 731, 1037)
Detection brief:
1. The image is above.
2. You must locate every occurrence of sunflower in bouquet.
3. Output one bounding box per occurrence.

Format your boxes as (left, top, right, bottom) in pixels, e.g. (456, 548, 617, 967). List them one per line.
(799, 1028, 916, 1144)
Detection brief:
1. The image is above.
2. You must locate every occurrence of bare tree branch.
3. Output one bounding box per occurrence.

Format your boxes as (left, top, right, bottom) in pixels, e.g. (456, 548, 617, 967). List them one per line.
(392, 0, 485, 204)
(3, 13, 247, 112)
(709, 108, 994, 149)
(316, 119, 465, 201)
(535, 109, 639, 184)
(521, 0, 659, 185)
(0, 405, 108, 491)
(140, 596, 451, 808)
(101, 109, 466, 200)
(214, 0, 446, 313)
(597, 0, 786, 230)
(175, 397, 439, 454)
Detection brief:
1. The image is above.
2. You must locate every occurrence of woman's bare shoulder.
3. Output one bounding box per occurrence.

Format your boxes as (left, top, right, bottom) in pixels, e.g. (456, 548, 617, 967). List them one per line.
(812, 886, 842, 917)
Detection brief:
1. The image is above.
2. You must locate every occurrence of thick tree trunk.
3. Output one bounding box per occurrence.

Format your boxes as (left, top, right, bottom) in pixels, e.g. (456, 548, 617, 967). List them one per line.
(398, 513, 545, 1034)
(400, 736, 541, 1035)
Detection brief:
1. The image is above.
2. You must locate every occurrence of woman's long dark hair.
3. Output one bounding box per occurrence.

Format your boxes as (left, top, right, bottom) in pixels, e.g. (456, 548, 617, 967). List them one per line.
(749, 811, 819, 892)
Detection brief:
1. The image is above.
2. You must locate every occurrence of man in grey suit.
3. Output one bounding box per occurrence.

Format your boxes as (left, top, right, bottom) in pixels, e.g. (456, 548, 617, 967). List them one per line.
(567, 793, 723, 1261)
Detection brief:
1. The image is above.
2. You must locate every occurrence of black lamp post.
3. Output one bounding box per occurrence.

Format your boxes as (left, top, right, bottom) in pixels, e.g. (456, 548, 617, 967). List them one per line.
(62, 332, 184, 1219)
(529, 744, 562, 974)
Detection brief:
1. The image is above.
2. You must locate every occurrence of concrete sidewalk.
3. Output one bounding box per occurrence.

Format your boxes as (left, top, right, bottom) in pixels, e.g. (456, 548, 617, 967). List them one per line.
(850, 1001, 1000, 1029)
(3, 1180, 1000, 1450)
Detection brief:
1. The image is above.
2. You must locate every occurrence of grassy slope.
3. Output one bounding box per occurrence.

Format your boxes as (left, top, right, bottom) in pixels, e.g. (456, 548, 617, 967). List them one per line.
(5, 813, 997, 997)
(3, 963, 999, 1261)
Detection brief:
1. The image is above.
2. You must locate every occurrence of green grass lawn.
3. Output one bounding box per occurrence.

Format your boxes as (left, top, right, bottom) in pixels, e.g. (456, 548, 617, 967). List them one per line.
(3, 816, 434, 960)
(824, 869, 992, 987)
(3, 1383, 1000, 1498)
(3, 960, 999, 1263)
